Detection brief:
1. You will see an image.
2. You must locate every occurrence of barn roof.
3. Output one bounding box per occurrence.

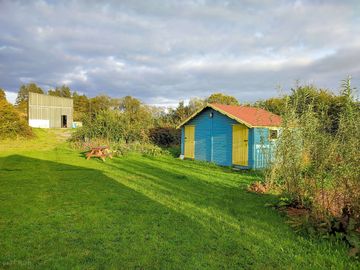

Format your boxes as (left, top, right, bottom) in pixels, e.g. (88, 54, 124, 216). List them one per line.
(177, 103, 282, 128)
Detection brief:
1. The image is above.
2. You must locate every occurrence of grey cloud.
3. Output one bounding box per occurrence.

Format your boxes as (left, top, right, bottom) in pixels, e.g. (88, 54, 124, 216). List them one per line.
(0, 0, 359, 106)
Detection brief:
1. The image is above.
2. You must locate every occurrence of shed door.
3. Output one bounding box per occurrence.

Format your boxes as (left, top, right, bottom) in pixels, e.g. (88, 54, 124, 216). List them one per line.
(232, 124, 248, 166)
(61, 115, 68, 128)
(184, 125, 195, 159)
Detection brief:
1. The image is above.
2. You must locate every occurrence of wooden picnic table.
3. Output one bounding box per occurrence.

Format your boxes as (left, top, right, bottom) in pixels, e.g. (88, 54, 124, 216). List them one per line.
(86, 146, 113, 161)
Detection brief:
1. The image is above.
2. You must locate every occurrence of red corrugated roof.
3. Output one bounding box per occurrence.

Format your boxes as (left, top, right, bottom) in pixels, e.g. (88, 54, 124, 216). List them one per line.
(210, 103, 282, 127)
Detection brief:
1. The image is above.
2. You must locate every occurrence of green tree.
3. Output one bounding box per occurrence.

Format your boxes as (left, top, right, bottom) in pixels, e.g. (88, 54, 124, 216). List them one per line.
(254, 97, 288, 116)
(206, 93, 239, 105)
(48, 85, 72, 98)
(72, 92, 90, 121)
(160, 99, 206, 127)
(89, 95, 112, 116)
(148, 106, 167, 127)
(169, 101, 192, 125)
(15, 83, 44, 114)
(188, 97, 205, 112)
(255, 84, 354, 133)
(118, 96, 153, 143)
(288, 85, 351, 133)
(72, 96, 153, 144)
(119, 96, 142, 115)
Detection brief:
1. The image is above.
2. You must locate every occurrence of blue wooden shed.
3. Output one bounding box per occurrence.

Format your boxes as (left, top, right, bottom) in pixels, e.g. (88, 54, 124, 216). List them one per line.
(178, 103, 282, 169)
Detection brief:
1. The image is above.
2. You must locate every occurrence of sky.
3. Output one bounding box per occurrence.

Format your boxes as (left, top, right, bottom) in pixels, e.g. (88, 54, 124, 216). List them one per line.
(1, 0, 360, 106)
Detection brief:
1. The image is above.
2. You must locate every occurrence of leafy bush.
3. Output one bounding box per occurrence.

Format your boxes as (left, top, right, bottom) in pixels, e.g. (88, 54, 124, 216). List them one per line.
(265, 78, 360, 256)
(70, 109, 167, 157)
(255, 85, 348, 133)
(0, 99, 33, 139)
(71, 109, 149, 143)
(149, 127, 181, 147)
(112, 141, 167, 157)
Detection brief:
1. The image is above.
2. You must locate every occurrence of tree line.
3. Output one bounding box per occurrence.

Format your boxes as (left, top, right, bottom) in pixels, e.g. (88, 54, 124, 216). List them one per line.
(0, 83, 242, 143)
(1, 81, 358, 141)
(2, 83, 240, 124)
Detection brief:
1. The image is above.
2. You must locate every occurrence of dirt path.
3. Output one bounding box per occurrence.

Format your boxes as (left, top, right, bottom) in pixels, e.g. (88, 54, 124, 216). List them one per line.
(52, 129, 73, 142)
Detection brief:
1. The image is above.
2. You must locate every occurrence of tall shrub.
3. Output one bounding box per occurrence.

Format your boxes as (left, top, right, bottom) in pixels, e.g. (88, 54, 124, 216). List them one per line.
(266, 78, 360, 220)
(0, 99, 33, 139)
(149, 127, 181, 147)
(71, 110, 148, 143)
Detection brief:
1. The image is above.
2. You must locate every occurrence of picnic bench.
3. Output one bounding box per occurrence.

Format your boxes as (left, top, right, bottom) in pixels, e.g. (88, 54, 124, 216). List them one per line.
(86, 146, 113, 161)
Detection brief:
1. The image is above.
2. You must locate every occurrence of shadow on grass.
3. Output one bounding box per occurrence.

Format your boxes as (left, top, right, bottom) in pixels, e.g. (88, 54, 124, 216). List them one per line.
(0, 154, 261, 269)
(158, 155, 265, 180)
(0, 154, 356, 269)
(104, 157, 280, 236)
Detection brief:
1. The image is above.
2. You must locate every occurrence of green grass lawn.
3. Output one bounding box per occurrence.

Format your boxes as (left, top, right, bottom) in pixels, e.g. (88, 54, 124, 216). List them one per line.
(0, 130, 359, 269)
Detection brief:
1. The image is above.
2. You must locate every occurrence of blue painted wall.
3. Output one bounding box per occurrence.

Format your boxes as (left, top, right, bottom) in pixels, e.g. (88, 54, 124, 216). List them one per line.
(250, 128, 270, 169)
(181, 108, 237, 166)
(244, 128, 277, 169)
(180, 108, 277, 168)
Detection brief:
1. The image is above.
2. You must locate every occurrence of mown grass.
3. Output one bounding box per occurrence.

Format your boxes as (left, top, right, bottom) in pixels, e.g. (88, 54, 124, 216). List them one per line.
(0, 130, 359, 269)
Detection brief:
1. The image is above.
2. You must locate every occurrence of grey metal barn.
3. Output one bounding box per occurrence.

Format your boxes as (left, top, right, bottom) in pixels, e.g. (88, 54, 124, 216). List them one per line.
(28, 92, 73, 128)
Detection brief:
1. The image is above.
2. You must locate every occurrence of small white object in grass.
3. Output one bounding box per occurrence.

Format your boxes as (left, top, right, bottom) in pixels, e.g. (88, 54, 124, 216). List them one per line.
(179, 155, 184, 159)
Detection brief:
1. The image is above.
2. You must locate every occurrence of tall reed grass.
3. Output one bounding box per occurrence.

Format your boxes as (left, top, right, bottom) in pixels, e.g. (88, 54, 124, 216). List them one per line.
(265, 78, 359, 254)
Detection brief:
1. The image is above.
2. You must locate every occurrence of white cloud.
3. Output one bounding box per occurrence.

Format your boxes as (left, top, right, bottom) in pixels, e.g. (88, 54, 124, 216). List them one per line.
(0, 0, 359, 105)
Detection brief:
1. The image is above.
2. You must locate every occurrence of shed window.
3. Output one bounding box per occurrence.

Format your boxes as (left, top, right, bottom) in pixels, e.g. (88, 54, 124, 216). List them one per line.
(269, 129, 278, 140)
